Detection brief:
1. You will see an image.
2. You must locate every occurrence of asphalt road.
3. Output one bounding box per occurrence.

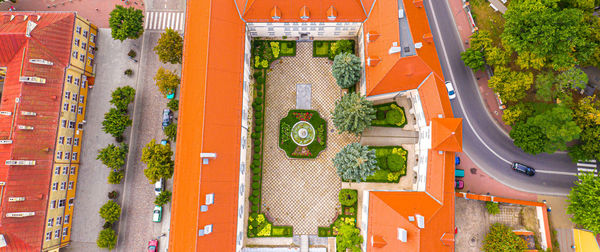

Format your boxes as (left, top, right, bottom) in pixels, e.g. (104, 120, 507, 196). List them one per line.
(424, 0, 577, 196)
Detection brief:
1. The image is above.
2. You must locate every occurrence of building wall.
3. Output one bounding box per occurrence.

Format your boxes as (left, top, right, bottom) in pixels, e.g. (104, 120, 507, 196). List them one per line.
(247, 22, 361, 37)
(42, 14, 94, 251)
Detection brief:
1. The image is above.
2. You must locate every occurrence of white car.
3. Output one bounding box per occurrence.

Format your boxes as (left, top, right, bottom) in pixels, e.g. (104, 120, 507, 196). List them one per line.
(445, 81, 456, 100)
(154, 179, 164, 196)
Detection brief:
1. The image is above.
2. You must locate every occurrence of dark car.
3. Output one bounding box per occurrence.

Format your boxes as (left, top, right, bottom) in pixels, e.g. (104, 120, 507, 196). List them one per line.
(512, 162, 535, 176)
(162, 109, 173, 129)
(455, 180, 464, 189)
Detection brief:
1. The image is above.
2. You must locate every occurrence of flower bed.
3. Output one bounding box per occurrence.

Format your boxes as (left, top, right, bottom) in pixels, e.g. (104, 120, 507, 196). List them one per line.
(252, 40, 297, 69)
(365, 146, 408, 183)
(247, 213, 293, 238)
(279, 110, 327, 159)
(312, 40, 356, 59)
(372, 102, 407, 128)
(318, 189, 359, 237)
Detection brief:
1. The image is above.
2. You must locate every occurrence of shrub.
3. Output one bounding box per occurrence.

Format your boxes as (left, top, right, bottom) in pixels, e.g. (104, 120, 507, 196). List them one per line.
(387, 154, 406, 172)
(251, 205, 259, 212)
(339, 189, 358, 206)
(97, 228, 117, 249)
(167, 99, 179, 111)
(376, 156, 388, 169)
(107, 190, 119, 199)
(376, 110, 386, 120)
(128, 49, 137, 58)
(99, 200, 121, 224)
(164, 123, 177, 142)
(329, 40, 353, 59)
(385, 109, 403, 125)
(252, 190, 260, 197)
(486, 201, 500, 215)
(103, 222, 112, 229)
(124, 69, 133, 76)
(336, 224, 363, 252)
(154, 190, 172, 206)
(252, 182, 260, 189)
(482, 223, 527, 252)
(252, 175, 260, 182)
(251, 196, 259, 205)
(107, 170, 124, 184)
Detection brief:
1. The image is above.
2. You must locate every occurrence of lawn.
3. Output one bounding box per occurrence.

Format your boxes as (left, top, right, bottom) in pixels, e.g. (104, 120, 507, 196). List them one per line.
(469, 0, 505, 46)
(252, 40, 297, 69)
(313, 40, 331, 57)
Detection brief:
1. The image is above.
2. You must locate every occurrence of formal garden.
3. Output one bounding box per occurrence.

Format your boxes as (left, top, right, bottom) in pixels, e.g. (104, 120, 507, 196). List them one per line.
(279, 110, 327, 158)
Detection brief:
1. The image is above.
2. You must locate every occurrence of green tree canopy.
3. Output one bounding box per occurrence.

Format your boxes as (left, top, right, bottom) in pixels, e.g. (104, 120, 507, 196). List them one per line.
(96, 228, 117, 250)
(461, 48, 486, 71)
(470, 30, 493, 52)
(109, 5, 144, 41)
(329, 40, 354, 59)
(509, 122, 551, 155)
(154, 67, 180, 98)
(482, 223, 527, 252)
(333, 143, 379, 182)
(534, 72, 557, 102)
(332, 52, 362, 89)
(502, 102, 534, 126)
(97, 143, 128, 170)
(164, 123, 177, 142)
(108, 170, 124, 184)
(99, 200, 121, 224)
(567, 173, 600, 233)
(154, 28, 183, 64)
(154, 190, 172, 206)
(102, 108, 132, 138)
(110, 86, 136, 112)
(527, 104, 581, 151)
(336, 224, 363, 252)
(557, 67, 588, 90)
(167, 99, 179, 111)
(485, 46, 510, 68)
(488, 67, 533, 103)
(332, 93, 376, 135)
(575, 126, 600, 161)
(141, 139, 174, 183)
(573, 95, 600, 129)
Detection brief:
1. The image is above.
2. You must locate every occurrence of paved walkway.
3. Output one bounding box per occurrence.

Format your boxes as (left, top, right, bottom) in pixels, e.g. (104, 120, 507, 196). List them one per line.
(261, 42, 358, 235)
(488, 0, 507, 14)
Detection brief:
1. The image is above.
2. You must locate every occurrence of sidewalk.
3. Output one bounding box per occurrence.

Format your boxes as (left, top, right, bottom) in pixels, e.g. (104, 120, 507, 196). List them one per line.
(446, 0, 511, 134)
(0, 0, 144, 28)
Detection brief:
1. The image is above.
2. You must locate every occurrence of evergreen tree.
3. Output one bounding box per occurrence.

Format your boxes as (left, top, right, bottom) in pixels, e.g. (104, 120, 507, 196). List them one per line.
(333, 143, 378, 182)
(332, 52, 362, 89)
(332, 93, 376, 135)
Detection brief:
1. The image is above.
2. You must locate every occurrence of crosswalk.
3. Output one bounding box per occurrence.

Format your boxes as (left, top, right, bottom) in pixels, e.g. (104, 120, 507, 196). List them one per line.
(577, 160, 598, 176)
(144, 11, 185, 31)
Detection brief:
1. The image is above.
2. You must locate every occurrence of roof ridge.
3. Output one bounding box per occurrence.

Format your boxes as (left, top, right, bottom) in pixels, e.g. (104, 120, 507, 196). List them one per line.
(371, 192, 419, 230)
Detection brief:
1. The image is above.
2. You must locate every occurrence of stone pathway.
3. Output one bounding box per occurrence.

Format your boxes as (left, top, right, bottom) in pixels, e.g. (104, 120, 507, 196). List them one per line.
(261, 42, 358, 235)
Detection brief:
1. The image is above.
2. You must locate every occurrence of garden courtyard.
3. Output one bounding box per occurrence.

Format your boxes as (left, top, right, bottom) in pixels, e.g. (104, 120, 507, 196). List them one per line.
(261, 42, 358, 234)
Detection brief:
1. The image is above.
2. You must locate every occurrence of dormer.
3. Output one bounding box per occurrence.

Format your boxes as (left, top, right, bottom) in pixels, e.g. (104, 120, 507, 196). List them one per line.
(367, 32, 379, 43)
(367, 57, 381, 67)
(389, 42, 402, 55)
(271, 6, 281, 21)
(327, 6, 337, 21)
(299, 6, 310, 21)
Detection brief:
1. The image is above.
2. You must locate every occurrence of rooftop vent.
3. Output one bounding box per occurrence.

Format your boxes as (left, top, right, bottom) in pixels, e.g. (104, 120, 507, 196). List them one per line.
(200, 153, 217, 165)
(0, 234, 6, 247)
(205, 193, 214, 205)
(8, 197, 25, 202)
(6, 212, 35, 218)
(5, 160, 36, 166)
(0, 111, 11, 116)
(29, 59, 53, 66)
(399, 9, 405, 19)
(389, 42, 402, 55)
(21, 111, 36, 116)
(416, 214, 425, 228)
(19, 76, 46, 84)
(17, 125, 33, 130)
(415, 42, 423, 49)
(408, 216, 415, 221)
(0, 140, 12, 145)
(25, 20, 37, 38)
(200, 205, 208, 212)
(397, 228, 407, 242)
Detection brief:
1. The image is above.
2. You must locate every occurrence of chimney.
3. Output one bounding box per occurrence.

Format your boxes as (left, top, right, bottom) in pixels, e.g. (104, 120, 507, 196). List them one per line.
(367, 57, 381, 67)
(372, 235, 387, 248)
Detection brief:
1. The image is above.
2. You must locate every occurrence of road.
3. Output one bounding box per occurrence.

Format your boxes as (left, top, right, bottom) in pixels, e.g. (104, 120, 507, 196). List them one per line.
(424, 0, 578, 196)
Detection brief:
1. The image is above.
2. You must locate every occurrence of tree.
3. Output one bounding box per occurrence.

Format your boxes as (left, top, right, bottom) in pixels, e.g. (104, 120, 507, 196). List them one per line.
(96, 228, 117, 250)
(110, 86, 136, 112)
(154, 28, 183, 64)
(141, 139, 174, 183)
(336, 224, 363, 252)
(99, 200, 121, 224)
(488, 67, 533, 103)
(557, 67, 588, 90)
(167, 99, 179, 111)
(515, 51, 546, 70)
(329, 40, 353, 59)
(154, 190, 172, 206)
(567, 173, 600, 233)
(570, 126, 600, 161)
(108, 170, 124, 184)
(333, 143, 379, 182)
(102, 108, 132, 138)
(331, 52, 362, 89)
(331, 93, 376, 135)
(534, 72, 557, 102)
(470, 30, 493, 52)
(502, 102, 533, 126)
(527, 104, 581, 151)
(154, 67, 180, 98)
(461, 48, 486, 71)
(574, 95, 600, 129)
(510, 122, 551, 155)
(482, 223, 527, 252)
(164, 123, 177, 142)
(97, 144, 128, 170)
(108, 5, 144, 41)
(485, 46, 510, 67)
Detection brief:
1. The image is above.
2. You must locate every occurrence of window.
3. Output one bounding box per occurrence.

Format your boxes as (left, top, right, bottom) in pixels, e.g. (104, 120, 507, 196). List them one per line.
(62, 166, 68, 175)
(61, 119, 67, 128)
(79, 95, 85, 103)
(68, 198, 74, 206)
(68, 121, 75, 129)
(52, 182, 58, 191)
(62, 227, 68, 236)
(76, 26, 81, 34)
(87, 58, 93, 67)
(64, 91, 70, 99)
(72, 51, 78, 59)
(63, 102, 69, 111)
(50, 200, 56, 209)
(72, 152, 78, 160)
(83, 30, 88, 37)
(66, 137, 72, 145)
(70, 166, 76, 175)
(58, 199, 65, 208)
(78, 106, 83, 114)
(74, 38, 80, 46)
(56, 216, 62, 225)
(70, 104, 77, 112)
(54, 229, 61, 239)
(47, 218, 53, 227)
(74, 78, 79, 86)
(54, 166, 60, 175)
(64, 215, 70, 224)
(82, 80, 87, 88)
(79, 54, 85, 62)
(90, 34, 96, 43)
(68, 181, 74, 189)
(60, 182, 66, 190)
(78, 123, 83, 130)
(58, 136, 64, 144)
(45, 232, 52, 241)
(73, 138, 79, 146)
(64, 152, 70, 160)
(81, 42, 86, 49)
(67, 75, 72, 83)
(71, 94, 78, 101)
(56, 151, 62, 159)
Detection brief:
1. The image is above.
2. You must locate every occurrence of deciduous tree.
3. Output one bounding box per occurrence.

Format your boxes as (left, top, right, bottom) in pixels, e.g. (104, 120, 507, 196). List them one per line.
(534, 72, 557, 102)
(110, 86, 136, 112)
(96, 228, 117, 250)
(470, 30, 493, 52)
(502, 102, 533, 126)
(557, 67, 588, 90)
(99, 200, 121, 224)
(164, 123, 177, 142)
(482, 223, 527, 252)
(154, 67, 180, 98)
(107, 170, 124, 184)
(154, 28, 183, 64)
(485, 46, 510, 68)
(336, 224, 363, 252)
(573, 95, 600, 128)
(461, 48, 486, 71)
(333, 143, 379, 182)
(109, 5, 144, 41)
(527, 104, 581, 151)
(509, 122, 551, 155)
(102, 108, 132, 139)
(154, 190, 172, 206)
(97, 144, 128, 170)
(332, 52, 362, 89)
(488, 67, 533, 103)
(331, 93, 376, 135)
(141, 139, 174, 183)
(567, 173, 600, 233)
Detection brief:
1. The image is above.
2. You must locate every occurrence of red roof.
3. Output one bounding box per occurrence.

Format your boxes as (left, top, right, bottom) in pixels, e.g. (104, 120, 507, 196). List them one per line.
(0, 12, 75, 251)
(238, 0, 368, 22)
(431, 118, 463, 152)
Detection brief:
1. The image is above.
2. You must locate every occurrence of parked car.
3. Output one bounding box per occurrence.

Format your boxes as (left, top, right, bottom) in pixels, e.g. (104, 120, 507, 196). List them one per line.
(455, 169, 465, 178)
(160, 139, 169, 146)
(162, 109, 173, 129)
(147, 239, 158, 252)
(455, 179, 464, 189)
(512, 162, 535, 176)
(152, 205, 162, 223)
(154, 178, 164, 196)
(455, 156, 461, 165)
(445, 81, 456, 100)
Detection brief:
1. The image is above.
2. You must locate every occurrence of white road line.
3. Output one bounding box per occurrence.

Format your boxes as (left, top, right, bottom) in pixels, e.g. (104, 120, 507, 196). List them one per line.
(144, 12, 151, 29)
(535, 170, 578, 176)
(171, 13, 177, 29)
(174, 12, 180, 30)
(162, 12, 167, 30)
(166, 12, 172, 30)
(153, 12, 160, 30)
(180, 13, 185, 31)
(427, 0, 511, 165)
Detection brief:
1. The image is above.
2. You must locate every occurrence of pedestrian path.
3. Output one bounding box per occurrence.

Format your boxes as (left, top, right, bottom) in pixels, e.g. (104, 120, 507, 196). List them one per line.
(144, 11, 185, 31)
(576, 160, 598, 176)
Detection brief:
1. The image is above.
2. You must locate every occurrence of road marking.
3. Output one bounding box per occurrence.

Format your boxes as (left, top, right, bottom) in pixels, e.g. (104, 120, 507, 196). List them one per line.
(534, 170, 578, 176)
(145, 11, 186, 31)
(426, 0, 511, 165)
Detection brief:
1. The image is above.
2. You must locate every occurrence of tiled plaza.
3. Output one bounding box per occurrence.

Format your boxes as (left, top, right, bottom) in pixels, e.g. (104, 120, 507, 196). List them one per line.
(261, 42, 359, 235)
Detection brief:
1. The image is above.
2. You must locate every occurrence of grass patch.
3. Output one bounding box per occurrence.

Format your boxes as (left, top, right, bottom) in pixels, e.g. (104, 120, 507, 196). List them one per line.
(280, 41, 296, 56)
(279, 110, 327, 159)
(313, 41, 331, 57)
(469, 0, 505, 45)
(271, 226, 293, 237)
(372, 103, 408, 128)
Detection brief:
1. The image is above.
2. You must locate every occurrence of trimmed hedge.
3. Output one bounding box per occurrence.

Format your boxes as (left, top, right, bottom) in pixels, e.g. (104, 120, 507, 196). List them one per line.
(372, 103, 408, 128)
(318, 189, 359, 237)
(312, 40, 356, 59)
(252, 40, 297, 69)
(365, 146, 408, 183)
(278, 110, 327, 159)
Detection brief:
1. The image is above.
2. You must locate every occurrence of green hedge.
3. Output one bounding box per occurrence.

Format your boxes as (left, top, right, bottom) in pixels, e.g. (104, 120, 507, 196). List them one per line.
(312, 40, 356, 59)
(364, 146, 408, 183)
(252, 40, 297, 69)
(318, 189, 359, 237)
(372, 103, 408, 128)
(279, 110, 327, 159)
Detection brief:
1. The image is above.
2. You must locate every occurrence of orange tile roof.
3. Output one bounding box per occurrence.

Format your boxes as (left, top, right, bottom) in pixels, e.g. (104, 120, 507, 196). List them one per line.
(418, 75, 454, 122)
(431, 118, 463, 152)
(239, 0, 367, 22)
(168, 0, 245, 251)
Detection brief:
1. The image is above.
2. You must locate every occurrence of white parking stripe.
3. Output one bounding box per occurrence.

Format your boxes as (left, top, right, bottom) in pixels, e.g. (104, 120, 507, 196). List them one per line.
(162, 12, 167, 30)
(170, 13, 177, 29)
